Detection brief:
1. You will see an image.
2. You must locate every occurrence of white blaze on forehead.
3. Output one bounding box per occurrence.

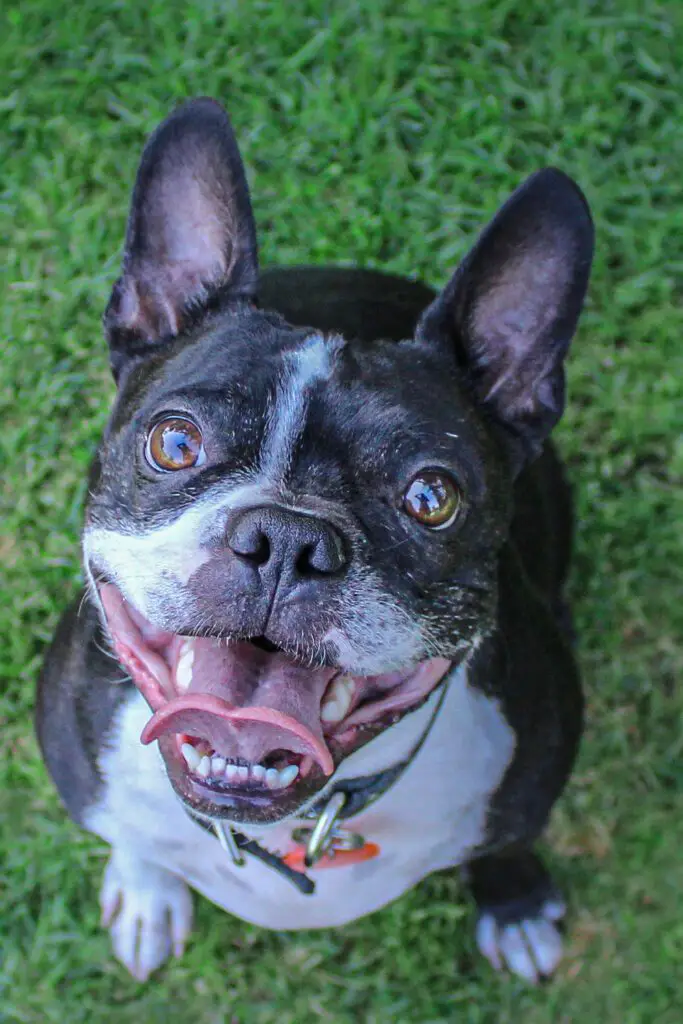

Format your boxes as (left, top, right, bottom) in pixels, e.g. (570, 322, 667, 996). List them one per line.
(259, 333, 340, 481)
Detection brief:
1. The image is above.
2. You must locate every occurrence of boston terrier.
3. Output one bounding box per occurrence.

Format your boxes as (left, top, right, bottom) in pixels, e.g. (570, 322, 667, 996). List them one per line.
(36, 98, 594, 984)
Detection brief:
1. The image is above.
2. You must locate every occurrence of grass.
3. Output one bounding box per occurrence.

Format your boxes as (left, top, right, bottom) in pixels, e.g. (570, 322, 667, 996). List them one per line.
(1, 0, 682, 1020)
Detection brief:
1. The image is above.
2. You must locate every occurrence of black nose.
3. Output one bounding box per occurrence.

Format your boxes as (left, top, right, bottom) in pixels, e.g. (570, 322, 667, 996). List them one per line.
(227, 507, 347, 578)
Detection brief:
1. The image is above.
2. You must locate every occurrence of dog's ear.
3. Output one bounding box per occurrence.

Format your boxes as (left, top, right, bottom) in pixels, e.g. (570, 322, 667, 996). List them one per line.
(417, 168, 593, 464)
(104, 98, 258, 377)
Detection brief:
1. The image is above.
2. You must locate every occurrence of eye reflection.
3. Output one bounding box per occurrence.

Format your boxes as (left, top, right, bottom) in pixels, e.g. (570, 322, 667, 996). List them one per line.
(403, 471, 461, 529)
(146, 417, 205, 472)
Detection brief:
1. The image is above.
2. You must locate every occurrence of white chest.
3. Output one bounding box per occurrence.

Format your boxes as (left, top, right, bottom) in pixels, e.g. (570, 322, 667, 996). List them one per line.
(86, 667, 515, 930)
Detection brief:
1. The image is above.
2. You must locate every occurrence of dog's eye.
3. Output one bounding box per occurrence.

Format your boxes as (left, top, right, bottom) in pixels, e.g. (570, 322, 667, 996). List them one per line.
(145, 417, 206, 472)
(403, 471, 461, 530)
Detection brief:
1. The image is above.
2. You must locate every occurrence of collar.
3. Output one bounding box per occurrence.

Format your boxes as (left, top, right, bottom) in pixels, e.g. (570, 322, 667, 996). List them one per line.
(185, 676, 451, 894)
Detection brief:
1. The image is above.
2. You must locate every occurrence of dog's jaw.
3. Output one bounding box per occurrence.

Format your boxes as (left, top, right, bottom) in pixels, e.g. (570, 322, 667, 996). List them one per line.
(96, 579, 452, 825)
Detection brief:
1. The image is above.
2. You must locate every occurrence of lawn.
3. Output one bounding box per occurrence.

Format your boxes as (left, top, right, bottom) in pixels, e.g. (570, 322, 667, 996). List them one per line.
(1, 1, 682, 1021)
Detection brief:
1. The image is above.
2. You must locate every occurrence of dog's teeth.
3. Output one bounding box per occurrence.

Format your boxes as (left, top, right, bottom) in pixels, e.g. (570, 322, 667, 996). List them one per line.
(321, 699, 342, 723)
(279, 764, 299, 787)
(175, 640, 195, 693)
(183, 755, 297, 787)
(181, 742, 202, 771)
(321, 674, 354, 723)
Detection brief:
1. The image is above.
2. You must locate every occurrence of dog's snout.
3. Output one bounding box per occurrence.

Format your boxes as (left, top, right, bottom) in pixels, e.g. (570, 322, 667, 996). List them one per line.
(227, 507, 347, 578)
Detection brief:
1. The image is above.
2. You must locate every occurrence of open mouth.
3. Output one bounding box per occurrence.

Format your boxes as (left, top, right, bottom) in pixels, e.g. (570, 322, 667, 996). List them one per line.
(97, 582, 451, 824)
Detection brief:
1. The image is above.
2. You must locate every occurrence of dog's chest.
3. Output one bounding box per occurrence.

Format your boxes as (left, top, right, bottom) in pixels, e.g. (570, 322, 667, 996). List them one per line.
(86, 669, 515, 930)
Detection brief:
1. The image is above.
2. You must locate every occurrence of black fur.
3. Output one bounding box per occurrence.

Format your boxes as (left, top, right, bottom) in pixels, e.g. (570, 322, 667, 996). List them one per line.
(36, 598, 133, 823)
(466, 847, 562, 927)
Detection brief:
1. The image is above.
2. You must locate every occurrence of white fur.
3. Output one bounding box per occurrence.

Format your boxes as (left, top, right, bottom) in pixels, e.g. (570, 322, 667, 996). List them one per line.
(86, 663, 515, 944)
(259, 334, 336, 481)
(84, 479, 286, 630)
(321, 567, 427, 674)
(99, 847, 193, 981)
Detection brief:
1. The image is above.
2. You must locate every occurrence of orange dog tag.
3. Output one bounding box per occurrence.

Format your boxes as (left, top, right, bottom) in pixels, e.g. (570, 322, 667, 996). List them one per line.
(284, 840, 380, 872)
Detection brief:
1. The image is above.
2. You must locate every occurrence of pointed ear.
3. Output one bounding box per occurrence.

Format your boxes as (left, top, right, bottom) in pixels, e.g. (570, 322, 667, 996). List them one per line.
(104, 98, 258, 377)
(416, 168, 594, 463)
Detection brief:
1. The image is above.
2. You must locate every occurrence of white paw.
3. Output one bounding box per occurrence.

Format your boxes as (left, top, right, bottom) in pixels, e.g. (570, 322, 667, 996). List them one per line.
(99, 851, 193, 981)
(475, 897, 566, 983)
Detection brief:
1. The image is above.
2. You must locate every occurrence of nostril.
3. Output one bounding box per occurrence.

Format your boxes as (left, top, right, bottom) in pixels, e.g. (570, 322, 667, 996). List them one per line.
(244, 534, 270, 566)
(295, 544, 317, 576)
(228, 517, 271, 565)
(297, 531, 346, 576)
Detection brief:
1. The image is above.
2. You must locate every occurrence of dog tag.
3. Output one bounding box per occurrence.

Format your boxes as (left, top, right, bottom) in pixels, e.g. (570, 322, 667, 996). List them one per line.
(284, 831, 380, 872)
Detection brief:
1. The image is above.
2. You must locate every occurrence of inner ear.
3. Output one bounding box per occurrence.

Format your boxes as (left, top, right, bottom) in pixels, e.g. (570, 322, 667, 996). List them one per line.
(105, 98, 258, 375)
(417, 168, 594, 462)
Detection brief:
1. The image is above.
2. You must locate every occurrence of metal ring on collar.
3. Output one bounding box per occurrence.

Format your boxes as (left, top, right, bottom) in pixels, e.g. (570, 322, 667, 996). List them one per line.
(303, 791, 347, 867)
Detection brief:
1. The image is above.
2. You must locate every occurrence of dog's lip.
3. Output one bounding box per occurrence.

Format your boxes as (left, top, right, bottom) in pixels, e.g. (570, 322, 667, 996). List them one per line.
(157, 733, 324, 822)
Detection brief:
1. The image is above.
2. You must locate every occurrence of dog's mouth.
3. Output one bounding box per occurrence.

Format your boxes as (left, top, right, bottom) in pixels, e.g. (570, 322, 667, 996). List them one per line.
(98, 582, 451, 824)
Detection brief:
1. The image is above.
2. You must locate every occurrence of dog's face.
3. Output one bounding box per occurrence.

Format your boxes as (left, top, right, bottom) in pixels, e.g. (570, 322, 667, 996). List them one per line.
(84, 99, 592, 826)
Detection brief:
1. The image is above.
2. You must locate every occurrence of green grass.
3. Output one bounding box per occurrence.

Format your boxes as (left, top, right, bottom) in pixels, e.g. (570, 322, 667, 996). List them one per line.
(2, 1, 683, 1021)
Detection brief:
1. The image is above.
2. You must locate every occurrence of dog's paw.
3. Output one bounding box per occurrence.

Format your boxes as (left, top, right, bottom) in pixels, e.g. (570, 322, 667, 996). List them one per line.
(99, 850, 193, 981)
(475, 895, 566, 984)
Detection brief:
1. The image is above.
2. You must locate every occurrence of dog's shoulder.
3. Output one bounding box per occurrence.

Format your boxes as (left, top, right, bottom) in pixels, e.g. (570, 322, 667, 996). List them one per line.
(468, 549, 583, 849)
(36, 593, 133, 824)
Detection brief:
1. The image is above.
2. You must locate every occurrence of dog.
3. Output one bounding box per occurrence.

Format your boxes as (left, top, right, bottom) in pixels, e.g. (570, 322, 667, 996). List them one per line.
(36, 98, 593, 984)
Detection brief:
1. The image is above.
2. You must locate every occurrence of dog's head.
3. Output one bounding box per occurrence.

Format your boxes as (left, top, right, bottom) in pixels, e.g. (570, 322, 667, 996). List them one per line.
(84, 99, 593, 825)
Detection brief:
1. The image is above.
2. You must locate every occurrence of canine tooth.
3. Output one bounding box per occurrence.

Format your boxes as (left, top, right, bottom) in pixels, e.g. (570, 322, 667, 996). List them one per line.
(279, 764, 299, 787)
(321, 699, 342, 723)
(225, 763, 238, 780)
(321, 674, 354, 723)
(175, 640, 194, 692)
(265, 768, 282, 789)
(211, 756, 226, 775)
(181, 742, 202, 771)
(197, 755, 211, 778)
(251, 764, 266, 782)
(237, 765, 249, 781)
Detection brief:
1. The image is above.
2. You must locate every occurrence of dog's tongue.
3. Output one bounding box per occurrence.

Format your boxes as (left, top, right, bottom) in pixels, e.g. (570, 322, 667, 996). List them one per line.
(140, 640, 336, 774)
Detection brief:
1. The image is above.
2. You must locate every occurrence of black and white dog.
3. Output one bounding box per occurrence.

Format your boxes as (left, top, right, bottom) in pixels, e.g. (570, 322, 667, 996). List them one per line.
(36, 99, 593, 984)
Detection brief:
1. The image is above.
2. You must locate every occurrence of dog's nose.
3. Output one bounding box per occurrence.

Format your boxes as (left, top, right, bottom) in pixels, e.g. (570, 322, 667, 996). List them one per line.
(227, 507, 346, 577)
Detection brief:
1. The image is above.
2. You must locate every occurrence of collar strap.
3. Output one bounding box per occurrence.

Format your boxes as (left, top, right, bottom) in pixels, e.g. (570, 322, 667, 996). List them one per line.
(303, 752, 412, 820)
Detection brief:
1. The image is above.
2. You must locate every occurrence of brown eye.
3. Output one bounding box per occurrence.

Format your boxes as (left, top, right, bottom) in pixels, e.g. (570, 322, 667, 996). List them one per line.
(145, 417, 205, 472)
(403, 471, 461, 529)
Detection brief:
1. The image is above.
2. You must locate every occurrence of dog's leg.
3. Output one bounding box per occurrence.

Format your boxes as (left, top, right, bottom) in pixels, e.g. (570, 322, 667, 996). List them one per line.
(463, 846, 566, 983)
(99, 846, 193, 981)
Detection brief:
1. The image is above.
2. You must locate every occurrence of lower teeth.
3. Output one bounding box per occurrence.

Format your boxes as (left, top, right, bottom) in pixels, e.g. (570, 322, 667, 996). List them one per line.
(180, 743, 299, 790)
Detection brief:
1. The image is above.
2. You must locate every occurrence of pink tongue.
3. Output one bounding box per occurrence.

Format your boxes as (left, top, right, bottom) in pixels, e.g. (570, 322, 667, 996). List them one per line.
(139, 640, 336, 775)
